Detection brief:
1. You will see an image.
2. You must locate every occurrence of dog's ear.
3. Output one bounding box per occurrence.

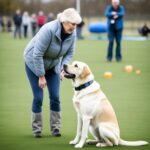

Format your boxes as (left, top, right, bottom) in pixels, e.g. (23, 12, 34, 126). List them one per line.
(81, 66, 91, 79)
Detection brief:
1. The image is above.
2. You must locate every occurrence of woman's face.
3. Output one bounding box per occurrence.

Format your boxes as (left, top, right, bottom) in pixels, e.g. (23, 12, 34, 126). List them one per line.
(62, 22, 77, 34)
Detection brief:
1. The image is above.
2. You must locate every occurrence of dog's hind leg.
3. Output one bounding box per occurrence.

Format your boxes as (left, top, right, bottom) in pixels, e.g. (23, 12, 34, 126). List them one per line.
(97, 123, 119, 147)
(86, 126, 100, 145)
(96, 134, 113, 147)
(96, 142, 113, 147)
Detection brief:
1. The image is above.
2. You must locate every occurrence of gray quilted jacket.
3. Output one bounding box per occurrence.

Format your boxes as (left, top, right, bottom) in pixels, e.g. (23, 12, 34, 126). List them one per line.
(24, 20, 76, 77)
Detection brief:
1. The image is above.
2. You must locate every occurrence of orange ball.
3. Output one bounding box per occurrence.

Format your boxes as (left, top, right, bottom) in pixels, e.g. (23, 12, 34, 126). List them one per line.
(125, 65, 133, 73)
(104, 72, 112, 79)
(135, 69, 141, 75)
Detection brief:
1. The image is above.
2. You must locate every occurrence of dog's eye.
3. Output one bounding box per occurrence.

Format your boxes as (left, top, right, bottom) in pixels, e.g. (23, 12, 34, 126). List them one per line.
(74, 64, 78, 68)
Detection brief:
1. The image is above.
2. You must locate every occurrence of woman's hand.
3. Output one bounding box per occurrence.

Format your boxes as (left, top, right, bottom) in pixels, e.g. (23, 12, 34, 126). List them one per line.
(60, 70, 65, 81)
(39, 76, 47, 89)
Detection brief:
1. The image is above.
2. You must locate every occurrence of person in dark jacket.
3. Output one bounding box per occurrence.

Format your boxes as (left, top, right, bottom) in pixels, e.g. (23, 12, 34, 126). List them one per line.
(24, 8, 82, 138)
(13, 9, 22, 39)
(7, 16, 12, 32)
(0, 16, 5, 32)
(105, 0, 125, 62)
(138, 24, 150, 37)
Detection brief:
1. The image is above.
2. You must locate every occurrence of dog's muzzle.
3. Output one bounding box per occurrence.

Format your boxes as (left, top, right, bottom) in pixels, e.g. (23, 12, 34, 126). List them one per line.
(63, 65, 76, 79)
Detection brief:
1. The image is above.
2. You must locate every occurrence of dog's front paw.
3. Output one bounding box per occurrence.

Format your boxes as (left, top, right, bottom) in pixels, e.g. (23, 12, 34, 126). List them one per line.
(75, 143, 83, 148)
(69, 140, 78, 145)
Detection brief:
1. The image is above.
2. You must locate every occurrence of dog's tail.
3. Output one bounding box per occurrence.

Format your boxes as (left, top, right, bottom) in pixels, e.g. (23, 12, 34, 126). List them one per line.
(119, 139, 148, 146)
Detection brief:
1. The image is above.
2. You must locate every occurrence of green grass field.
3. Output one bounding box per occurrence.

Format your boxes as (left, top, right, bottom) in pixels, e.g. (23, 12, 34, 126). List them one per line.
(0, 33, 150, 150)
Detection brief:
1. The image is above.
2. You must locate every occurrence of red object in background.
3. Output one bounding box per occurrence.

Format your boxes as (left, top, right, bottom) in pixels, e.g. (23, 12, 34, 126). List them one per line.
(37, 15, 46, 27)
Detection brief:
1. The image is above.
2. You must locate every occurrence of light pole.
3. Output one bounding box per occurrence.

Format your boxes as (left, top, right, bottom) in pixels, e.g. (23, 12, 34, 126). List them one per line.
(76, 0, 80, 14)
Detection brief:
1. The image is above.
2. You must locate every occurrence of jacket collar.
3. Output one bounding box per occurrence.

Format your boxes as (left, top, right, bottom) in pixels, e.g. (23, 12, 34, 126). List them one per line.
(55, 20, 76, 41)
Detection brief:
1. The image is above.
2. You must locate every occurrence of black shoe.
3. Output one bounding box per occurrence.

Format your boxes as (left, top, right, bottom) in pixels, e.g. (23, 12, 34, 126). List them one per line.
(116, 58, 122, 62)
(107, 58, 112, 62)
(34, 132, 42, 138)
(52, 129, 61, 137)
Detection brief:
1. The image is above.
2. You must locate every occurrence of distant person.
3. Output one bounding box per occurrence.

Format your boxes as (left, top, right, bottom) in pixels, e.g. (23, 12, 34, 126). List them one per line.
(23, 8, 82, 138)
(76, 20, 85, 39)
(105, 0, 125, 62)
(0, 16, 5, 32)
(22, 11, 30, 38)
(31, 13, 37, 37)
(138, 24, 150, 37)
(37, 11, 46, 29)
(6, 16, 12, 32)
(47, 12, 55, 22)
(13, 9, 22, 39)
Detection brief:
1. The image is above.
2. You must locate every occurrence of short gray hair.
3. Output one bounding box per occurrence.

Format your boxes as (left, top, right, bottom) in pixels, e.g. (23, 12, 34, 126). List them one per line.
(57, 8, 82, 24)
(112, 0, 120, 3)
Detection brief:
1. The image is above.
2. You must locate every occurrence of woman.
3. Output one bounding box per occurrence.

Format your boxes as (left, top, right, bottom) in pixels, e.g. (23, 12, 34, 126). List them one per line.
(24, 8, 82, 138)
(22, 11, 30, 38)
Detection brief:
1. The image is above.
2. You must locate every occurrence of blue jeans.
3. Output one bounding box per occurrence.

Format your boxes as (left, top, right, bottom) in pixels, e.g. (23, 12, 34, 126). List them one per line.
(25, 64, 60, 113)
(107, 28, 123, 61)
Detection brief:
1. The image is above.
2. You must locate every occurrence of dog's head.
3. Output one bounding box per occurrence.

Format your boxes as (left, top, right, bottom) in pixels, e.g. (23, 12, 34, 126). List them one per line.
(63, 61, 94, 83)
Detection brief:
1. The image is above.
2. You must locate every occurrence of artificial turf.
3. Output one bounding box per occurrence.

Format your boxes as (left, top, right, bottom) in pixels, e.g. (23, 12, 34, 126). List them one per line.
(0, 33, 150, 150)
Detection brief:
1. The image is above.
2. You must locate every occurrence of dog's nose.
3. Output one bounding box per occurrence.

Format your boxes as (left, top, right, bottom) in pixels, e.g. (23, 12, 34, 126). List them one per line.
(63, 64, 67, 69)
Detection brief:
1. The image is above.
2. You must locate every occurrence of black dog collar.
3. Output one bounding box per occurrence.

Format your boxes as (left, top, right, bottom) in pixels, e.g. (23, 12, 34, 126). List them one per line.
(75, 80, 94, 91)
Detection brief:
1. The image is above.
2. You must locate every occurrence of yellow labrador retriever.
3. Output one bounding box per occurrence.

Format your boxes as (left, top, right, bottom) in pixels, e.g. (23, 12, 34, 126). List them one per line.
(63, 61, 148, 148)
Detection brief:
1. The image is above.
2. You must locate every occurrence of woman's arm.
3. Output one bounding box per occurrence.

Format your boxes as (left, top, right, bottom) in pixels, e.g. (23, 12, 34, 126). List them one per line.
(117, 5, 125, 17)
(105, 5, 113, 19)
(33, 24, 51, 77)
